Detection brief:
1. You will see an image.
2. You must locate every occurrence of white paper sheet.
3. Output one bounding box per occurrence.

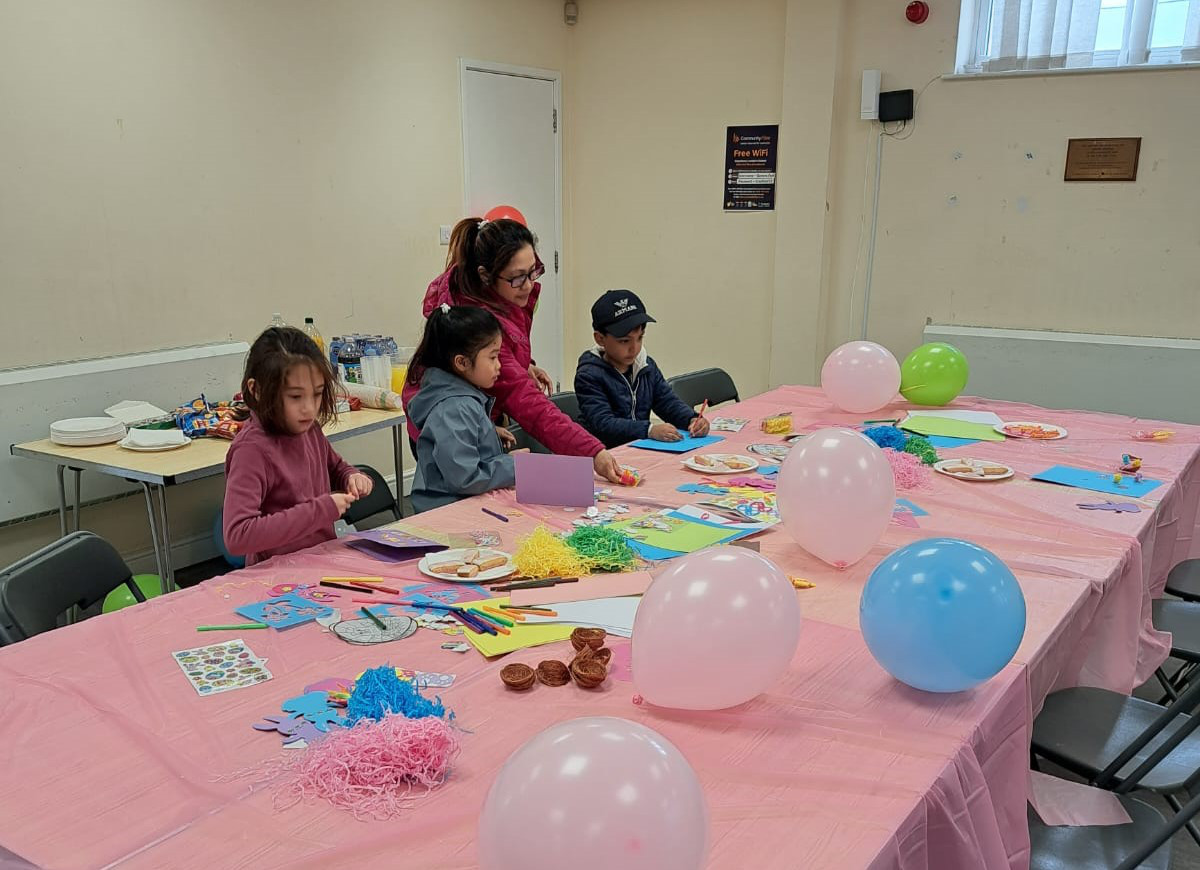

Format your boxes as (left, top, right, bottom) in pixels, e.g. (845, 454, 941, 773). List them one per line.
(519, 596, 641, 637)
(901, 409, 1003, 426)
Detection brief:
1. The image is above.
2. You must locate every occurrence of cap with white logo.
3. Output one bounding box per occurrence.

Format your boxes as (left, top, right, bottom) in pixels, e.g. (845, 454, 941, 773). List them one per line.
(591, 289, 656, 338)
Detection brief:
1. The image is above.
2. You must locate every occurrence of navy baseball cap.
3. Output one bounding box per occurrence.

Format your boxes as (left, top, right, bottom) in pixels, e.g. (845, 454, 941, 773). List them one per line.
(591, 290, 656, 337)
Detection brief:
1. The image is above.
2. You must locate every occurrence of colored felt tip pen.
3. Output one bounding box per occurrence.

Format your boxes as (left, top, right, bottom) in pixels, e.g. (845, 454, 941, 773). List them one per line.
(481, 506, 510, 523)
(361, 607, 388, 630)
(449, 608, 492, 635)
(320, 580, 364, 593)
(475, 608, 515, 628)
(469, 610, 511, 634)
(197, 623, 269, 631)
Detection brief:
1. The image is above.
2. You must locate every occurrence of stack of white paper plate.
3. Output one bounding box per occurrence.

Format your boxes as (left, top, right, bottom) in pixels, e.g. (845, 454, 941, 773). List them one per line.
(49, 417, 127, 446)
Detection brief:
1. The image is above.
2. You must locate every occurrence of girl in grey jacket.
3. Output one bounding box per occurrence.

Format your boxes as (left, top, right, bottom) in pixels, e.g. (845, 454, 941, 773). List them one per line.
(406, 305, 517, 512)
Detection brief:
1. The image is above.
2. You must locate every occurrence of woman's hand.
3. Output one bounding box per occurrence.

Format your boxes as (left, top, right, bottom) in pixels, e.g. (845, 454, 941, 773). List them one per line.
(528, 364, 553, 395)
(593, 449, 623, 483)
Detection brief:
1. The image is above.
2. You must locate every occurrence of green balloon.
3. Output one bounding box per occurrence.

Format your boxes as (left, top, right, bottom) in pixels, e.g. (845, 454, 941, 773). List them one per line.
(102, 574, 164, 613)
(899, 342, 969, 406)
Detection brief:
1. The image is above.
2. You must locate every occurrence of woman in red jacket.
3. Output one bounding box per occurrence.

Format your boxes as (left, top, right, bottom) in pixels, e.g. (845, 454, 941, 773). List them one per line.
(403, 217, 622, 483)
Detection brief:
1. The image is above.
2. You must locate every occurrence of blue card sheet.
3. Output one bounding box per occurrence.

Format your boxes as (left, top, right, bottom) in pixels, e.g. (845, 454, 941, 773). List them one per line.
(628, 432, 725, 453)
(1032, 465, 1162, 498)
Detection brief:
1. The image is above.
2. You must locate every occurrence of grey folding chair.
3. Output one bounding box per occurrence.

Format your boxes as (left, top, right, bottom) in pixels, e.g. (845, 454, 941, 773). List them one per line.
(1032, 663, 1200, 851)
(504, 423, 549, 454)
(549, 391, 583, 425)
(1151, 599, 1200, 703)
(0, 531, 147, 645)
(666, 367, 739, 409)
(341, 464, 402, 526)
(1166, 560, 1200, 602)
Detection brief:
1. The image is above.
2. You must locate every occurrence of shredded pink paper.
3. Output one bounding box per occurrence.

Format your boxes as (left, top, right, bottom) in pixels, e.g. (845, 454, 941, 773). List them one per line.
(884, 447, 931, 490)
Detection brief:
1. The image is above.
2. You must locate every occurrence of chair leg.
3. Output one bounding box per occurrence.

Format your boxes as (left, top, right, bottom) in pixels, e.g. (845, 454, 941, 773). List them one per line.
(1157, 667, 1181, 704)
(1165, 792, 1200, 848)
(1030, 747, 1040, 772)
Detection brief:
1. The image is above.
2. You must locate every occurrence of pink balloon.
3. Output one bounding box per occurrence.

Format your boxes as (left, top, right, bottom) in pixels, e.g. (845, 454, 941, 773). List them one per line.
(821, 341, 901, 414)
(777, 428, 895, 568)
(633, 548, 801, 710)
(479, 717, 708, 870)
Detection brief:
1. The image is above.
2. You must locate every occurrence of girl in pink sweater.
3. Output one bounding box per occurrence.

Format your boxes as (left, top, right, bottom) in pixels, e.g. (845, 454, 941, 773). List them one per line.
(222, 327, 374, 565)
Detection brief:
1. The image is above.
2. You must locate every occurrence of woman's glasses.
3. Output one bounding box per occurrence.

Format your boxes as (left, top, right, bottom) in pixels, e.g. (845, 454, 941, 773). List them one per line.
(497, 264, 545, 289)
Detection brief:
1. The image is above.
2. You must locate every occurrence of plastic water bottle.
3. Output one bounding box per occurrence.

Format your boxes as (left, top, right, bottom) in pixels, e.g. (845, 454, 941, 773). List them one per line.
(269, 312, 287, 329)
(338, 337, 362, 384)
(328, 336, 344, 371)
(302, 316, 325, 356)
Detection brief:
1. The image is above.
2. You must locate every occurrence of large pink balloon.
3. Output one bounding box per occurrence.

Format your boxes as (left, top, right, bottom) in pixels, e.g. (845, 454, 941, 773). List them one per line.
(778, 428, 895, 568)
(821, 341, 901, 413)
(633, 548, 801, 710)
(479, 717, 708, 870)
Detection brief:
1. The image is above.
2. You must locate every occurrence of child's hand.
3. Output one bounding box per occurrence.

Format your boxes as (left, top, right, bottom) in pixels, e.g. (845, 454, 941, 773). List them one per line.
(330, 492, 357, 515)
(495, 425, 517, 449)
(511, 448, 530, 454)
(346, 473, 374, 499)
(688, 415, 710, 438)
(649, 423, 683, 442)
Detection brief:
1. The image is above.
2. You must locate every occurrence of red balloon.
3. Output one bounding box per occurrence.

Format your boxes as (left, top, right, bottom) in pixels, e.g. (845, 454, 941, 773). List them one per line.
(483, 204, 527, 226)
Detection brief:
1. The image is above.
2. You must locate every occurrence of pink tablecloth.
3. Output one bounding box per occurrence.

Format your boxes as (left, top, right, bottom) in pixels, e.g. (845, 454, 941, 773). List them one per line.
(1, 387, 1198, 870)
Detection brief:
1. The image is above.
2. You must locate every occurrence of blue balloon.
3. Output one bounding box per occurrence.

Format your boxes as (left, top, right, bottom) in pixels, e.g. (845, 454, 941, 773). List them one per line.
(860, 538, 1025, 692)
(213, 509, 245, 569)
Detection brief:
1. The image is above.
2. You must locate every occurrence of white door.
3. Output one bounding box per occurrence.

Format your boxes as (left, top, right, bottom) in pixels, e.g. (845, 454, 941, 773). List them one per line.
(460, 62, 564, 389)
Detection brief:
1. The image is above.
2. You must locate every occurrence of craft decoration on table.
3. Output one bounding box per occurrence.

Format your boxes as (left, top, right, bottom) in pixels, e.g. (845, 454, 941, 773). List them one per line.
(609, 511, 746, 557)
(282, 691, 348, 731)
(747, 442, 792, 463)
(1077, 501, 1142, 513)
(499, 638, 613, 693)
(933, 458, 1014, 481)
(683, 453, 759, 474)
(420, 547, 515, 582)
(331, 614, 418, 645)
(710, 417, 749, 432)
(997, 421, 1068, 440)
(469, 529, 502, 547)
(760, 412, 793, 435)
(1032, 464, 1163, 498)
(172, 638, 273, 695)
(883, 448, 932, 490)
(725, 475, 775, 491)
(1132, 429, 1174, 442)
(234, 593, 336, 629)
(626, 431, 725, 453)
(268, 582, 339, 602)
(345, 665, 452, 725)
(346, 528, 448, 563)
(696, 491, 779, 523)
(861, 425, 940, 467)
(515, 452, 596, 508)
(562, 525, 638, 572)
(512, 526, 590, 578)
(391, 581, 490, 617)
(1120, 454, 1142, 472)
(617, 465, 643, 487)
(903, 434, 940, 466)
(253, 713, 327, 748)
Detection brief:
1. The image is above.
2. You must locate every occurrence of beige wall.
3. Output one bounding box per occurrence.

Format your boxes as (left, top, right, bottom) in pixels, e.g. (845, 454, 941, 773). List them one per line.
(3, 0, 1196, 572)
(564, 0, 787, 398)
(0, 0, 568, 570)
(821, 0, 1200, 361)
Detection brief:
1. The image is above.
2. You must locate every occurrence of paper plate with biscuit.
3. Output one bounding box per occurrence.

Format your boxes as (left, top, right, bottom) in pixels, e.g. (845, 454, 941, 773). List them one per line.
(419, 548, 515, 582)
(934, 458, 1014, 482)
(682, 453, 760, 474)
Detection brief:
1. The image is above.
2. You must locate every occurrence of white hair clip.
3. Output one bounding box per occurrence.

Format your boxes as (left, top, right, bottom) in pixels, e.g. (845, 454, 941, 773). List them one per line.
(440, 303, 451, 314)
(477, 218, 489, 228)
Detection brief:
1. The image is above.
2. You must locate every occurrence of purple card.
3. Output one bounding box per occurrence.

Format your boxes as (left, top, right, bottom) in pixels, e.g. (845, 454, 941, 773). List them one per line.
(346, 529, 447, 563)
(515, 453, 595, 508)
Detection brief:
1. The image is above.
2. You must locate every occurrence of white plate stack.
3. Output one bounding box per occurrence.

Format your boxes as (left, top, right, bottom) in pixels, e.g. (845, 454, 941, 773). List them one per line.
(49, 417, 127, 447)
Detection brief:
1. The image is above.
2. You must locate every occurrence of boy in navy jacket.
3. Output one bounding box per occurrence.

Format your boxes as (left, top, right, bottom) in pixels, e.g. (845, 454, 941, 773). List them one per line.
(574, 290, 711, 449)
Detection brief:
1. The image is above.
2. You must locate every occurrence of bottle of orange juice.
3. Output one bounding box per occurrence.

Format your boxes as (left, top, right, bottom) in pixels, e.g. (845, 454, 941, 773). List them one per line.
(302, 317, 325, 356)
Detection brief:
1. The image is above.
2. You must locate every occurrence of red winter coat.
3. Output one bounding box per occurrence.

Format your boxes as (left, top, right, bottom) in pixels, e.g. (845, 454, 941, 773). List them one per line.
(402, 266, 603, 458)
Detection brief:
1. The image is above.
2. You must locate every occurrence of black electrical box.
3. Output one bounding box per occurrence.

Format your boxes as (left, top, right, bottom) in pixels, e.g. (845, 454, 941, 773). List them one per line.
(879, 89, 914, 123)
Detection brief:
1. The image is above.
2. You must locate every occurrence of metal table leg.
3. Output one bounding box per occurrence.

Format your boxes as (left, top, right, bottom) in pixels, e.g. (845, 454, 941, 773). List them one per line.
(71, 468, 82, 532)
(154, 484, 176, 592)
(56, 465, 68, 538)
(392, 425, 406, 517)
(141, 483, 167, 592)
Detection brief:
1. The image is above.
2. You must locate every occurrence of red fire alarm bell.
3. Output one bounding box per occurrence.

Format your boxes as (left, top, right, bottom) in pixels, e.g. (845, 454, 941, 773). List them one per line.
(906, 1, 930, 23)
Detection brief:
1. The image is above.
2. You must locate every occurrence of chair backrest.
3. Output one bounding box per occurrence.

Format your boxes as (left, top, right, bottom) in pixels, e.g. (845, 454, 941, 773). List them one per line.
(549, 391, 582, 425)
(667, 367, 739, 409)
(341, 464, 401, 526)
(505, 423, 549, 454)
(0, 532, 144, 644)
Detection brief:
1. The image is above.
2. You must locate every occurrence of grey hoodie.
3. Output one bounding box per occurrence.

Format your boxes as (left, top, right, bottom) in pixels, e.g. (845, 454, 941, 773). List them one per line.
(408, 367, 516, 513)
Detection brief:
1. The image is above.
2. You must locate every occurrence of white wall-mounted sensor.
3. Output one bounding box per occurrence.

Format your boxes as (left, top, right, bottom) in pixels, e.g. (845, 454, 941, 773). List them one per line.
(861, 69, 881, 120)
